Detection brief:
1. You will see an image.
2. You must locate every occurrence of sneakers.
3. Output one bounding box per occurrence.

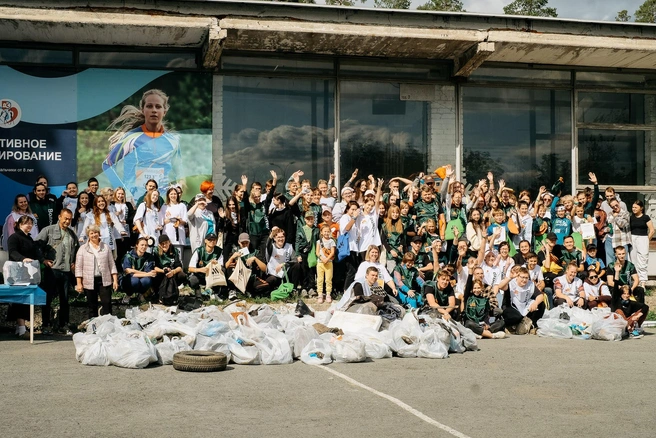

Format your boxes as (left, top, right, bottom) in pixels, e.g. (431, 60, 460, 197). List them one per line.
(42, 326, 53, 335)
(228, 290, 238, 300)
(516, 317, 533, 336)
(317, 295, 324, 304)
(630, 329, 644, 339)
(492, 331, 507, 339)
(121, 295, 131, 305)
(307, 288, 317, 298)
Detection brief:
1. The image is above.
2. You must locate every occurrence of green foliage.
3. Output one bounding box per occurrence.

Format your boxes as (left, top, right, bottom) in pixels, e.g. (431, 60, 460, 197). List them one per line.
(635, 0, 656, 23)
(503, 0, 558, 17)
(647, 310, 656, 321)
(615, 10, 631, 22)
(462, 150, 505, 185)
(374, 0, 411, 9)
(417, 0, 465, 11)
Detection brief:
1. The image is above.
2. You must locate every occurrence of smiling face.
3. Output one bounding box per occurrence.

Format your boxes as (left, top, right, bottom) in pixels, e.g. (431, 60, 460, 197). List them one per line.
(16, 196, 28, 212)
(115, 188, 125, 202)
(135, 239, 148, 255)
(34, 184, 46, 200)
(96, 197, 106, 211)
(368, 247, 380, 262)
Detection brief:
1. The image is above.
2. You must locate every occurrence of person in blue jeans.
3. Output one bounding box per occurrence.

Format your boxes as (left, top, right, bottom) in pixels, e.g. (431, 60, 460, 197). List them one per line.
(393, 252, 425, 309)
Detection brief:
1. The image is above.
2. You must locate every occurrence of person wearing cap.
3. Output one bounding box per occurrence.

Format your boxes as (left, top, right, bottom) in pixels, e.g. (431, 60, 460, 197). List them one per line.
(584, 243, 605, 272)
(154, 234, 186, 304)
(120, 236, 157, 304)
(187, 193, 217, 254)
(225, 232, 268, 297)
(551, 203, 571, 245)
(332, 186, 354, 222)
(295, 209, 320, 294)
(187, 232, 224, 298)
(408, 235, 433, 278)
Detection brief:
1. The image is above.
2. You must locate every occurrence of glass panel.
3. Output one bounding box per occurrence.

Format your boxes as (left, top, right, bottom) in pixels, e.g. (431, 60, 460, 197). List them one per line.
(469, 67, 571, 86)
(339, 60, 450, 80)
(578, 130, 646, 186)
(339, 81, 428, 183)
(220, 55, 334, 75)
(222, 76, 335, 187)
(79, 51, 196, 69)
(463, 87, 572, 195)
(578, 92, 645, 125)
(576, 71, 656, 89)
(0, 47, 73, 64)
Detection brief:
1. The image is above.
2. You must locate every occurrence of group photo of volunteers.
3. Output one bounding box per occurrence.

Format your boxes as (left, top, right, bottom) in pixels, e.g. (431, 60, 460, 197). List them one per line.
(1, 159, 652, 344)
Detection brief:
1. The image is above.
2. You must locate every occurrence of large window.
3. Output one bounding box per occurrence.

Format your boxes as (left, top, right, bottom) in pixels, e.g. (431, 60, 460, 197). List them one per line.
(339, 81, 428, 183)
(221, 76, 335, 189)
(463, 87, 572, 194)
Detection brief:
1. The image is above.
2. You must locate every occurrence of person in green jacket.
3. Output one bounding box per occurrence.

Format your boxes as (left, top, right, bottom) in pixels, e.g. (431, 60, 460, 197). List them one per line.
(29, 182, 57, 232)
(296, 210, 320, 294)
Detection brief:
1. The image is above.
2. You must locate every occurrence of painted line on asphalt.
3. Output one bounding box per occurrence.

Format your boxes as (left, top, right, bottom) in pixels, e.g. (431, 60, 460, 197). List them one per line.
(318, 365, 472, 438)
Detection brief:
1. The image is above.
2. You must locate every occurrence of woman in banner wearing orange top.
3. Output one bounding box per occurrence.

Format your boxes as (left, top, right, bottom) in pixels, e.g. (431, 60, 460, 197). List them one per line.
(102, 89, 180, 199)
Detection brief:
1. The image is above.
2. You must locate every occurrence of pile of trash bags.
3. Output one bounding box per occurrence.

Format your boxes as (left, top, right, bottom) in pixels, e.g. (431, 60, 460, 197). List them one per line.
(72, 302, 479, 369)
(536, 305, 628, 341)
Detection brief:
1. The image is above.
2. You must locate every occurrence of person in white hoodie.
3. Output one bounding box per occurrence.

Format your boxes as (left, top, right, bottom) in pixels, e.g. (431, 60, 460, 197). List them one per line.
(497, 266, 545, 335)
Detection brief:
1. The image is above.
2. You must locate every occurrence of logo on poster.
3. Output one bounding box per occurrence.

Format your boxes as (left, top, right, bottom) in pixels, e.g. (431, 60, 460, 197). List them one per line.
(0, 99, 21, 129)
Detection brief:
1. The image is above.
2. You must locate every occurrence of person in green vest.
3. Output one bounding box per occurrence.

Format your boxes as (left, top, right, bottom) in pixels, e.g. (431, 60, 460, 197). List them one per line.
(188, 232, 224, 298)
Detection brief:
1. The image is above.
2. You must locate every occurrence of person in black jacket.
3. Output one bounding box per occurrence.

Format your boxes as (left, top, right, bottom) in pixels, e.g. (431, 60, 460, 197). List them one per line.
(7, 215, 47, 338)
(268, 192, 302, 247)
(610, 262, 649, 338)
(29, 182, 57, 232)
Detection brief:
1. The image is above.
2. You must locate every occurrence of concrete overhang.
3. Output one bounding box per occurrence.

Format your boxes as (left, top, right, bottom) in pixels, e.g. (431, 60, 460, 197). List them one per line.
(0, 6, 212, 47)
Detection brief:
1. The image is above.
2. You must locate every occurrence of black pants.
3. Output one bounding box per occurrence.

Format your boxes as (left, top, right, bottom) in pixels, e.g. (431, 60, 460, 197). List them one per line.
(264, 262, 302, 290)
(342, 251, 359, 292)
(49, 269, 71, 327)
(502, 303, 545, 327)
(464, 318, 505, 336)
(85, 276, 112, 319)
(41, 267, 57, 328)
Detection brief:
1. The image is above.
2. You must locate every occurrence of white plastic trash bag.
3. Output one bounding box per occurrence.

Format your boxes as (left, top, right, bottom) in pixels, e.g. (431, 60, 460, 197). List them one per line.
(417, 329, 449, 359)
(73, 333, 110, 366)
(193, 334, 232, 361)
(591, 313, 627, 341)
(537, 318, 573, 339)
(106, 331, 158, 369)
(385, 313, 423, 358)
(330, 335, 367, 363)
(300, 339, 333, 365)
(454, 322, 479, 352)
(353, 330, 392, 359)
(256, 329, 293, 365)
(156, 336, 192, 365)
(292, 325, 319, 359)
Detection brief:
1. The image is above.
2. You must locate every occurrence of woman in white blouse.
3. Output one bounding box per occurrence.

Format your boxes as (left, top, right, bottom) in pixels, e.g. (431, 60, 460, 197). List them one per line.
(160, 187, 188, 258)
(134, 189, 162, 247)
(82, 195, 126, 254)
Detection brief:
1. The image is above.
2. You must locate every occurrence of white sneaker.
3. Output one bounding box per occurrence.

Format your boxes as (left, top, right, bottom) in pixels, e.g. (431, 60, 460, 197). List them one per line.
(492, 331, 507, 339)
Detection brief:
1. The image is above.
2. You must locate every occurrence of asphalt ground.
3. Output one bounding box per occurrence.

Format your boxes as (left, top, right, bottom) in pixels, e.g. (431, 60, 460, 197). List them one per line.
(1, 331, 655, 438)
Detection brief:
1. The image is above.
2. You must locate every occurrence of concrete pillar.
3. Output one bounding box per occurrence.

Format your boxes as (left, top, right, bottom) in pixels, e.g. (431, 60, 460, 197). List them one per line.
(429, 85, 458, 174)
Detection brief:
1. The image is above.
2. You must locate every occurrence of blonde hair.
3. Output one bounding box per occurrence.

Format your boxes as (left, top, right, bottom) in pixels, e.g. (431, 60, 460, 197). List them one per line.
(108, 89, 170, 145)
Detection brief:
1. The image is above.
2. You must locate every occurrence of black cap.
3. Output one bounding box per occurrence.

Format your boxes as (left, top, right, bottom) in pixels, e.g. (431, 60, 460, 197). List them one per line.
(158, 234, 170, 244)
(546, 232, 557, 241)
(411, 235, 424, 243)
(205, 233, 218, 240)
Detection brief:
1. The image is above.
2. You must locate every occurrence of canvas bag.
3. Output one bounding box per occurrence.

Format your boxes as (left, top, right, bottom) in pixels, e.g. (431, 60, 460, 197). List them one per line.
(270, 267, 294, 301)
(229, 257, 252, 293)
(206, 261, 227, 287)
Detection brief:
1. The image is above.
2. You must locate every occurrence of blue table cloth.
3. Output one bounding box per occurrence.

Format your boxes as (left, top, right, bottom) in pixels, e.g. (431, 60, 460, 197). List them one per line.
(0, 284, 47, 306)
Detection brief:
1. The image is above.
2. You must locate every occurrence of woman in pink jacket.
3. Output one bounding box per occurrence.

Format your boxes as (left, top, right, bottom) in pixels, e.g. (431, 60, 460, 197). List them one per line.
(75, 225, 118, 318)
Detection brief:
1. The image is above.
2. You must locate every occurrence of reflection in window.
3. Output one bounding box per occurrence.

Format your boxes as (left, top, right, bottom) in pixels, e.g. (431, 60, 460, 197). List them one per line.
(578, 130, 646, 186)
(222, 76, 335, 186)
(221, 55, 334, 75)
(339, 60, 450, 81)
(339, 81, 428, 183)
(0, 48, 73, 64)
(463, 87, 571, 194)
(470, 67, 571, 86)
(79, 51, 196, 69)
(578, 92, 645, 125)
(576, 71, 656, 89)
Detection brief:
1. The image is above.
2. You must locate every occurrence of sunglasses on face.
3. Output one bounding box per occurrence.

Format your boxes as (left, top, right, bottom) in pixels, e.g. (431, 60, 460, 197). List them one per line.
(588, 275, 598, 280)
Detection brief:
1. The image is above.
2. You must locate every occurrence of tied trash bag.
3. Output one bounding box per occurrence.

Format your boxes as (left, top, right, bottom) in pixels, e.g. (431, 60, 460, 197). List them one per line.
(454, 321, 479, 352)
(292, 325, 319, 359)
(193, 334, 232, 361)
(330, 335, 367, 363)
(384, 312, 423, 358)
(354, 329, 392, 359)
(417, 329, 449, 359)
(107, 331, 158, 369)
(591, 313, 627, 341)
(537, 318, 573, 339)
(156, 336, 192, 365)
(73, 333, 110, 366)
(257, 329, 293, 365)
(300, 339, 333, 365)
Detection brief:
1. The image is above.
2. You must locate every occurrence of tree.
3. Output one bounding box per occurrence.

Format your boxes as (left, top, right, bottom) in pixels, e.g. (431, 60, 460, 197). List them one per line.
(615, 10, 631, 22)
(417, 0, 465, 12)
(503, 0, 558, 17)
(374, 0, 410, 8)
(635, 0, 656, 23)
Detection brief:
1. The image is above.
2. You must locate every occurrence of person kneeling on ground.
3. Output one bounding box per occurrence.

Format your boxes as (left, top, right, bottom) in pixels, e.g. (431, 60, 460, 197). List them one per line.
(393, 252, 426, 309)
(462, 279, 506, 339)
(263, 227, 302, 293)
(224, 232, 268, 298)
(121, 237, 157, 304)
(187, 232, 225, 299)
(336, 266, 388, 313)
(498, 266, 545, 335)
(583, 266, 611, 309)
(553, 262, 585, 308)
(610, 266, 649, 339)
(154, 234, 186, 305)
(420, 268, 457, 321)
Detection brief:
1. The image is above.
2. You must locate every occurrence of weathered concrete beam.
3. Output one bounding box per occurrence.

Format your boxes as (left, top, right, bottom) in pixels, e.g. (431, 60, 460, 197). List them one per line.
(454, 42, 495, 77)
(202, 20, 227, 69)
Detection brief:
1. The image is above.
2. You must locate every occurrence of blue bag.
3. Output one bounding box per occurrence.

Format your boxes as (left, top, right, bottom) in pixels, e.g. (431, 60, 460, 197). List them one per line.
(336, 232, 350, 262)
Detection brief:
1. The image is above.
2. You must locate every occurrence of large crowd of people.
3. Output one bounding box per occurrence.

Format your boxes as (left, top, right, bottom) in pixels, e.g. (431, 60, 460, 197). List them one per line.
(1, 164, 652, 341)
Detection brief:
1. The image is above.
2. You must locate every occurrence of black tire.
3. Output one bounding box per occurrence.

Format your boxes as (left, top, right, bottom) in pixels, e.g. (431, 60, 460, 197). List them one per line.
(172, 351, 227, 372)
